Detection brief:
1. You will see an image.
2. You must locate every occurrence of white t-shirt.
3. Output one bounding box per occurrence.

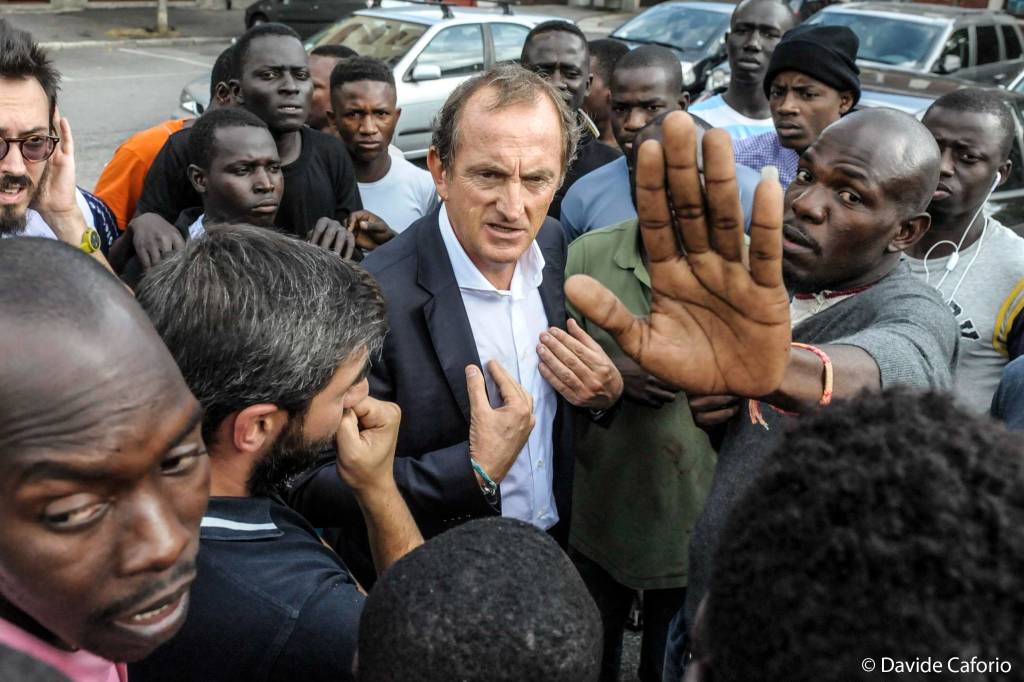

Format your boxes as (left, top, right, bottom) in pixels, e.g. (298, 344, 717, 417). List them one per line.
(690, 94, 775, 141)
(357, 151, 439, 233)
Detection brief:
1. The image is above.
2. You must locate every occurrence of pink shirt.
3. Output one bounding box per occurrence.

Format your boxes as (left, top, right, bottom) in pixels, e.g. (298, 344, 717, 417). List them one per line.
(0, 617, 127, 682)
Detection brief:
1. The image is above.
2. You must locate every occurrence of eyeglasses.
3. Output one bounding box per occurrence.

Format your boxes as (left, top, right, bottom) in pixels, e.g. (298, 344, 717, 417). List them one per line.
(0, 135, 60, 163)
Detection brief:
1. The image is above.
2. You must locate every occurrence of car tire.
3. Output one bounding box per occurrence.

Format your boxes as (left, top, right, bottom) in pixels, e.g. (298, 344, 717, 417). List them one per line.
(247, 12, 269, 28)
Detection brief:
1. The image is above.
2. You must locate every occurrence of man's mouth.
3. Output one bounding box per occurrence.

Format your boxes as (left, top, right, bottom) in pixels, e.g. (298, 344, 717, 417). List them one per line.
(0, 178, 30, 205)
(110, 578, 193, 640)
(775, 122, 803, 137)
(735, 57, 762, 70)
(277, 103, 304, 115)
(782, 223, 818, 254)
(251, 202, 279, 215)
(485, 223, 522, 236)
(932, 182, 953, 201)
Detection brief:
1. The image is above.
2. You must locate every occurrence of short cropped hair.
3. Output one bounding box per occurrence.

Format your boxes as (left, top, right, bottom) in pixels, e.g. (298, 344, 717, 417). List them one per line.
(136, 225, 387, 444)
(209, 44, 236, 100)
(523, 19, 587, 53)
(926, 87, 1017, 161)
(588, 38, 629, 84)
(188, 107, 269, 170)
(613, 44, 684, 95)
(329, 55, 395, 93)
(702, 389, 1024, 681)
(232, 23, 302, 78)
(431, 63, 579, 176)
(311, 43, 357, 59)
(358, 518, 602, 682)
(0, 19, 60, 123)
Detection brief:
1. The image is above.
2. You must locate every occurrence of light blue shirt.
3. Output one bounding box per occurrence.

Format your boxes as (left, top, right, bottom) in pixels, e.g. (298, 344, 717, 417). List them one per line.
(438, 205, 559, 530)
(690, 95, 776, 141)
(560, 155, 761, 242)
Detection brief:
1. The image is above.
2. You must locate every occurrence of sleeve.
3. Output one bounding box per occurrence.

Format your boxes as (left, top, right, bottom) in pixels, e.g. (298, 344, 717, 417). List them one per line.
(332, 144, 362, 222)
(93, 146, 146, 230)
(268, 575, 364, 682)
(559, 186, 585, 243)
(993, 276, 1024, 360)
(134, 134, 198, 223)
(829, 287, 958, 391)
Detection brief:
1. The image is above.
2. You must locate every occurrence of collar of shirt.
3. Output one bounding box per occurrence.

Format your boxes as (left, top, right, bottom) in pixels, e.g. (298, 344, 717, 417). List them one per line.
(0, 617, 126, 682)
(187, 213, 206, 240)
(611, 219, 651, 289)
(200, 496, 286, 541)
(438, 203, 545, 300)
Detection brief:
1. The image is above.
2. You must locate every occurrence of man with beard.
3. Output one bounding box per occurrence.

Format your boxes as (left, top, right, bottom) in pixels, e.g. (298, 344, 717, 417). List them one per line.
(126, 23, 362, 269)
(563, 109, 958, 679)
(0, 20, 112, 271)
(690, 0, 797, 141)
(905, 88, 1024, 411)
(129, 226, 422, 682)
(0, 238, 210, 680)
(520, 21, 620, 219)
(732, 24, 859, 187)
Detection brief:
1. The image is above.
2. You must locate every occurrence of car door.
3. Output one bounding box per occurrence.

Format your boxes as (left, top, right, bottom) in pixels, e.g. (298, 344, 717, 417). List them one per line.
(991, 95, 1024, 230)
(967, 23, 1005, 83)
(394, 23, 486, 158)
(932, 26, 969, 75)
(488, 22, 531, 65)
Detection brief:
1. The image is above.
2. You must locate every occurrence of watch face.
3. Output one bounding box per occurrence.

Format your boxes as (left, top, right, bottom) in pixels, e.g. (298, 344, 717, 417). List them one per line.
(87, 230, 101, 251)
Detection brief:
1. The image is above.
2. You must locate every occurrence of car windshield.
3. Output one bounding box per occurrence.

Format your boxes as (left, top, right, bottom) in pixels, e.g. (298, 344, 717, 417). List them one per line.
(310, 15, 428, 66)
(808, 12, 944, 69)
(611, 5, 728, 53)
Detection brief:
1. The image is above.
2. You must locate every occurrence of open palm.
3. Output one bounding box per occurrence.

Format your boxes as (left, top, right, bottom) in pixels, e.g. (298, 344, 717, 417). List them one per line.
(565, 112, 791, 398)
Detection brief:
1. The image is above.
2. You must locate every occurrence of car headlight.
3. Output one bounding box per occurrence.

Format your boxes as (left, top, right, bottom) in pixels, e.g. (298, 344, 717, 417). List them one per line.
(681, 62, 696, 87)
(179, 90, 202, 116)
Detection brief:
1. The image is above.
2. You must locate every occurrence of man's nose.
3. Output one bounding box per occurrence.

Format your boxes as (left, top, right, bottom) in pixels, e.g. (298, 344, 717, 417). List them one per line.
(253, 167, 274, 193)
(790, 184, 827, 225)
(625, 108, 647, 131)
(359, 115, 379, 135)
(0, 140, 29, 178)
(495, 180, 524, 222)
(279, 73, 300, 94)
(777, 91, 799, 115)
(743, 31, 763, 51)
(939, 147, 955, 178)
(117, 489, 192, 577)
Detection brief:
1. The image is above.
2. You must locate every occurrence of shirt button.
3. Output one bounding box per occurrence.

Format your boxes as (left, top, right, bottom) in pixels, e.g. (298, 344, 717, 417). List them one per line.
(536, 460, 544, 469)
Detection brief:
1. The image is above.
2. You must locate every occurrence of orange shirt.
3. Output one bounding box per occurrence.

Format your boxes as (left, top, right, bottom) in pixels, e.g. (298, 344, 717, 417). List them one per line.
(94, 118, 190, 230)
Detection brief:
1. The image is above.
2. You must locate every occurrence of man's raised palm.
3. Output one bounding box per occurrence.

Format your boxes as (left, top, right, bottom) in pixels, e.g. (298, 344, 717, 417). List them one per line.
(565, 112, 791, 398)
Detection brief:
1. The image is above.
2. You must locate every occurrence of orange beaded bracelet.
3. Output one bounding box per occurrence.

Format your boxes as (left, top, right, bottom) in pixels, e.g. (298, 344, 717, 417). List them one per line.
(748, 343, 834, 429)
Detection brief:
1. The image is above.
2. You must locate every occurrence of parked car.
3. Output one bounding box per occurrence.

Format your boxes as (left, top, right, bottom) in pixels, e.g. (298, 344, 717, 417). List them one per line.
(806, 3, 1024, 82)
(608, 1, 735, 94)
(244, 0, 371, 39)
(307, 4, 565, 158)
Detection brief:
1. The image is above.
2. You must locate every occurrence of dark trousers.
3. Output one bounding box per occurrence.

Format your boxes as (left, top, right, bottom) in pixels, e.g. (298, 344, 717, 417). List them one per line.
(571, 548, 686, 682)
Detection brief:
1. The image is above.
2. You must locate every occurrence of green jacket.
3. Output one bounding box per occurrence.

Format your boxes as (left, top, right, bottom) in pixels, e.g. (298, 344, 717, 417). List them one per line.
(566, 219, 716, 590)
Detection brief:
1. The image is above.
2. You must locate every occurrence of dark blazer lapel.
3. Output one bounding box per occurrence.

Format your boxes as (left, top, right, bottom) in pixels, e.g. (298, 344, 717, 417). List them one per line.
(537, 220, 568, 330)
(416, 216, 481, 423)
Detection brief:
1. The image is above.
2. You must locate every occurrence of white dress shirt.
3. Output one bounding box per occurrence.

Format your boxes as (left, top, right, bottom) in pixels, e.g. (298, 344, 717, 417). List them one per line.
(438, 204, 559, 530)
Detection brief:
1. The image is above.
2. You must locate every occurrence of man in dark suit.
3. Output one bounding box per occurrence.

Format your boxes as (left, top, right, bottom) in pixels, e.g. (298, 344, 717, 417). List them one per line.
(290, 64, 623, 580)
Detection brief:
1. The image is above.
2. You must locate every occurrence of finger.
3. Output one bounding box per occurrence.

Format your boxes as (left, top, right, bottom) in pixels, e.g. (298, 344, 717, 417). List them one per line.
(465, 365, 491, 414)
(308, 217, 328, 243)
(662, 111, 710, 257)
(702, 128, 744, 263)
(565, 275, 646, 359)
(168, 228, 186, 252)
(343, 231, 356, 259)
(542, 327, 595, 367)
(748, 166, 785, 289)
(348, 395, 392, 430)
(538, 361, 575, 402)
(537, 342, 586, 395)
(486, 359, 528, 408)
(635, 138, 678, 264)
(326, 227, 344, 255)
(138, 245, 154, 270)
(646, 386, 677, 404)
(694, 407, 740, 426)
(566, 318, 603, 353)
(58, 116, 74, 158)
(336, 407, 362, 449)
(689, 394, 739, 410)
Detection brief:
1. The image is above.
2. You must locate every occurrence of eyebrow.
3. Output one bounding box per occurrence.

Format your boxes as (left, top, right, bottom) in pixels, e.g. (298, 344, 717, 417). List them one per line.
(832, 164, 871, 183)
(0, 126, 48, 137)
(18, 404, 204, 486)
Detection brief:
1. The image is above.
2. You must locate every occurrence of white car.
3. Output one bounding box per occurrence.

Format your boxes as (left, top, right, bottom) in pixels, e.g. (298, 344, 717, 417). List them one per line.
(307, 4, 567, 159)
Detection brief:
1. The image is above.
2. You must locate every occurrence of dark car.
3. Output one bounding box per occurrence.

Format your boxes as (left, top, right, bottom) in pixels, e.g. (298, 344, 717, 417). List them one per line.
(245, 0, 370, 38)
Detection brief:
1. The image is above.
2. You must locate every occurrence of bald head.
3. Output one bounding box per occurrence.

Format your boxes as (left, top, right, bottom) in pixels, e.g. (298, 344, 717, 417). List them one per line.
(815, 108, 940, 214)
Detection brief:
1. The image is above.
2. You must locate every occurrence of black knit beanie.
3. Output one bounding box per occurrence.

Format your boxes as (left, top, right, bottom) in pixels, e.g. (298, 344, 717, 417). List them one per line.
(763, 24, 861, 105)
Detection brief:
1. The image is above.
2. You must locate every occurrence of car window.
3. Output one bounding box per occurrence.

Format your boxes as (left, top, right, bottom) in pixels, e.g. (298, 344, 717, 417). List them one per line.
(611, 5, 729, 53)
(807, 12, 943, 69)
(416, 24, 485, 77)
(937, 28, 969, 71)
(977, 25, 1000, 65)
(312, 16, 427, 66)
(1004, 26, 1024, 60)
(491, 23, 530, 64)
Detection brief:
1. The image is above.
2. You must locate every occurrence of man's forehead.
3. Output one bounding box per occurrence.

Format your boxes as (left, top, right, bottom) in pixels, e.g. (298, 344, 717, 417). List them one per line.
(339, 80, 396, 104)
(244, 36, 308, 69)
(925, 107, 999, 145)
(613, 67, 671, 94)
(212, 126, 278, 160)
(733, 1, 791, 27)
(0, 77, 50, 131)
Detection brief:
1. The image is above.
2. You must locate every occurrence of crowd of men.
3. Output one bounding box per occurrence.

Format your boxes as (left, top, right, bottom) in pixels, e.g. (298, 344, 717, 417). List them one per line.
(1, 1, 1024, 680)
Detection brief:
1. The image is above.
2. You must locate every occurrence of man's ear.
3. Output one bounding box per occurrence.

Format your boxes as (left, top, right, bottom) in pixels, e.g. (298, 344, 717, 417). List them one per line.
(838, 90, 855, 116)
(998, 158, 1013, 188)
(393, 107, 403, 127)
(887, 212, 932, 253)
(583, 72, 593, 99)
(229, 78, 244, 105)
(680, 90, 692, 111)
(427, 145, 449, 202)
(188, 164, 207, 195)
(213, 81, 234, 108)
(230, 403, 289, 455)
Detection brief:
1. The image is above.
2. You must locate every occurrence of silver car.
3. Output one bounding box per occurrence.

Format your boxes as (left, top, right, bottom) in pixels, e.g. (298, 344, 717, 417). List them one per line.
(307, 4, 566, 159)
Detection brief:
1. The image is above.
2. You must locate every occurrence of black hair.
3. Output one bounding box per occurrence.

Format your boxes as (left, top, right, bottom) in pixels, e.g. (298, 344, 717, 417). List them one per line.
(0, 19, 60, 123)
(927, 87, 1017, 161)
(136, 224, 386, 445)
(612, 44, 683, 96)
(311, 44, 357, 59)
(523, 20, 588, 54)
(588, 38, 629, 84)
(232, 22, 302, 79)
(188, 107, 269, 170)
(209, 44, 236, 100)
(357, 518, 602, 682)
(329, 55, 395, 93)
(702, 389, 1024, 681)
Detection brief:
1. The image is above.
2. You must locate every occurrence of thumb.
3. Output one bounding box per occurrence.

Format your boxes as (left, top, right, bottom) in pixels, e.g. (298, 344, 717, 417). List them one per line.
(335, 407, 363, 459)
(565, 275, 646, 357)
(465, 365, 490, 415)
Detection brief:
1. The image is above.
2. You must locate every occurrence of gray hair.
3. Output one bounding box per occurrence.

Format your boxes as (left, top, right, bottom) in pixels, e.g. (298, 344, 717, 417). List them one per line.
(136, 224, 387, 443)
(431, 63, 580, 177)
